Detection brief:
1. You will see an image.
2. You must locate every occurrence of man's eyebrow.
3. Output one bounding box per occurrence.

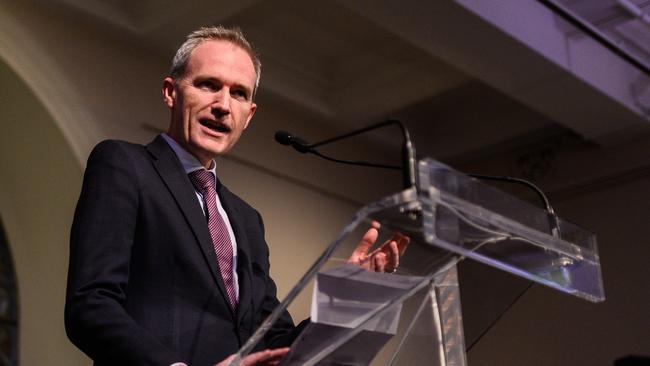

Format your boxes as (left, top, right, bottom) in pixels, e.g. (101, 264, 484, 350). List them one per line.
(195, 75, 253, 96)
(194, 75, 222, 83)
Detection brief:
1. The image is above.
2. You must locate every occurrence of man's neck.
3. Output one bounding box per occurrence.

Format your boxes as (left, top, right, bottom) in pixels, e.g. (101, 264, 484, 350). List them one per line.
(160, 133, 217, 174)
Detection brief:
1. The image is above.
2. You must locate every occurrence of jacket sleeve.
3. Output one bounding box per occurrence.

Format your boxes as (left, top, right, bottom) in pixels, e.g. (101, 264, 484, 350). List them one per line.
(65, 141, 181, 365)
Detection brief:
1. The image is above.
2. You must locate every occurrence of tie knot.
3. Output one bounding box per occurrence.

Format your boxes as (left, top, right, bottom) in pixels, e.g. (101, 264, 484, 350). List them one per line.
(188, 169, 215, 192)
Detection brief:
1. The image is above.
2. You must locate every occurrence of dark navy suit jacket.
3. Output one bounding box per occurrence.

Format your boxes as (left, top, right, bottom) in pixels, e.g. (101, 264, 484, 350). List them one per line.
(65, 135, 300, 366)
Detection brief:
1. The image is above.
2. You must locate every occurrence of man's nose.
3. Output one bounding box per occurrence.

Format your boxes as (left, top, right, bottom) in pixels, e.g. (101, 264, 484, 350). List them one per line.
(211, 90, 231, 116)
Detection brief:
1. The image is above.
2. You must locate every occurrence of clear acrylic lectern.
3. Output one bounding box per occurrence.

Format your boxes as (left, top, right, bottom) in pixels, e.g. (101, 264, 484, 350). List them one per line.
(232, 158, 605, 366)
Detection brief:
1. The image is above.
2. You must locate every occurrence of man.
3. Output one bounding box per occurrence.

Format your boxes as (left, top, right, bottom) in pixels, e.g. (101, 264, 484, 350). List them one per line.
(65, 26, 405, 366)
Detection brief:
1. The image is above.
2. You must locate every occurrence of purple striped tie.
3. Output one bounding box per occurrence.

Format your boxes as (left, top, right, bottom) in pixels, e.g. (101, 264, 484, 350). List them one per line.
(188, 170, 237, 309)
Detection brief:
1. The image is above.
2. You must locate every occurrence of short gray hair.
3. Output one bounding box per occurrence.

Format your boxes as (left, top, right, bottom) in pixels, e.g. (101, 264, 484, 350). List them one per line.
(170, 26, 261, 96)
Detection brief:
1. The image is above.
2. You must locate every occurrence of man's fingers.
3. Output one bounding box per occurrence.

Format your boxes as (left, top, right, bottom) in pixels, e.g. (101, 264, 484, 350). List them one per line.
(385, 240, 399, 271)
(348, 222, 410, 274)
(371, 232, 409, 273)
(395, 233, 410, 255)
(348, 222, 380, 264)
(239, 348, 290, 366)
(358, 226, 379, 253)
(373, 252, 387, 272)
(217, 348, 290, 366)
(217, 354, 236, 366)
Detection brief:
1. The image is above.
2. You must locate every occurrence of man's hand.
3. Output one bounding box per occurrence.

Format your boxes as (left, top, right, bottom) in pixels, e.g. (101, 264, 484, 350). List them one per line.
(215, 348, 290, 366)
(347, 221, 409, 273)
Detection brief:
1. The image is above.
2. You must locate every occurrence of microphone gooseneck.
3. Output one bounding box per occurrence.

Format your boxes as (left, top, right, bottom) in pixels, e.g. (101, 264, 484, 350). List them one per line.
(468, 173, 562, 238)
(274, 119, 417, 191)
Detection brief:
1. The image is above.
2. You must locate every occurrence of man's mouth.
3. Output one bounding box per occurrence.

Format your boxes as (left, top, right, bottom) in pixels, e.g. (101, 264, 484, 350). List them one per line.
(199, 119, 231, 134)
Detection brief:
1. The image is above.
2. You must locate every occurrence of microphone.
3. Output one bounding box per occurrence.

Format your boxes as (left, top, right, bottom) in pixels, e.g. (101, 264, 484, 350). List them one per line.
(274, 119, 417, 190)
(274, 131, 312, 153)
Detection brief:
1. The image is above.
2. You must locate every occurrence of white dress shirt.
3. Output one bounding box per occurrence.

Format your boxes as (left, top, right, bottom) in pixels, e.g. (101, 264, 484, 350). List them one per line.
(161, 133, 239, 299)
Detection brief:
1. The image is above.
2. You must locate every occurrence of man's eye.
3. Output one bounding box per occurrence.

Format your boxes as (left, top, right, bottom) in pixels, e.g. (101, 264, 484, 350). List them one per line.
(198, 81, 217, 90)
(232, 90, 248, 100)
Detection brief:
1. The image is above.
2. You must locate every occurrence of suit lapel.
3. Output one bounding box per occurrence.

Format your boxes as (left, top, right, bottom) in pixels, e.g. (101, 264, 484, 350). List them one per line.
(217, 183, 253, 324)
(146, 135, 234, 317)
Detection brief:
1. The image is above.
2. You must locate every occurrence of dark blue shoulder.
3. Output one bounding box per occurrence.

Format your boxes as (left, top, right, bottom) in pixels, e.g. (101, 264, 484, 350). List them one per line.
(87, 139, 148, 163)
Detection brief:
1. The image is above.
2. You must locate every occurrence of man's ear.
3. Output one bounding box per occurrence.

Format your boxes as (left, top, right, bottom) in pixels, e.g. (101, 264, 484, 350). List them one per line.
(244, 102, 257, 130)
(162, 77, 176, 108)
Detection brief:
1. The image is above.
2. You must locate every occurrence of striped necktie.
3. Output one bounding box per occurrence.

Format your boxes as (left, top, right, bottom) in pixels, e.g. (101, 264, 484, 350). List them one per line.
(188, 170, 237, 309)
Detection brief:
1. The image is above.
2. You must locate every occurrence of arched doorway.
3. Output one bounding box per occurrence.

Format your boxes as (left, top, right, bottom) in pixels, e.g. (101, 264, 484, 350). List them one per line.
(0, 53, 86, 364)
(0, 220, 17, 365)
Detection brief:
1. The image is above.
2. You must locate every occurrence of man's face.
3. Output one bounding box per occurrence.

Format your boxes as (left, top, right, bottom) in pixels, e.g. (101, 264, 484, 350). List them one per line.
(163, 40, 257, 167)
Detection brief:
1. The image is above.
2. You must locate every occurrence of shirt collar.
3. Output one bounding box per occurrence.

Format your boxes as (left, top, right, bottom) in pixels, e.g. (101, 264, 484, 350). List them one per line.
(161, 133, 217, 178)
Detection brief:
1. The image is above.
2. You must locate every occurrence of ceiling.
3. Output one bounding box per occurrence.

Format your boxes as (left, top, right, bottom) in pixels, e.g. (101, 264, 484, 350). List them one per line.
(44, 0, 650, 167)
(560, 0, 650, 67)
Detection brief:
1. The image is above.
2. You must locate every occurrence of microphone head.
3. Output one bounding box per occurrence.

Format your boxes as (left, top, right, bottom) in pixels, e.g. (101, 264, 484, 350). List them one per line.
(275, 130, 311, 153)
(274, 130, 293, 146)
